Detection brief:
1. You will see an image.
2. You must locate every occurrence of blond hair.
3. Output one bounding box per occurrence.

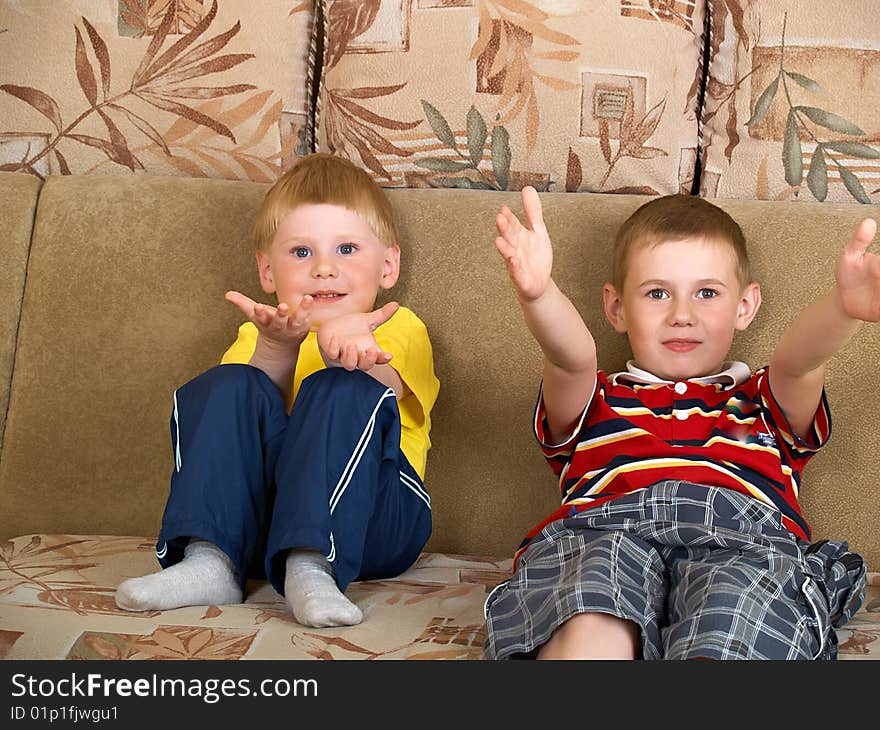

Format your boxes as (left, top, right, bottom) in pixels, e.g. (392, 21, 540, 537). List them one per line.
(253, 153, 399, 252)
(611, 194, 752, 291)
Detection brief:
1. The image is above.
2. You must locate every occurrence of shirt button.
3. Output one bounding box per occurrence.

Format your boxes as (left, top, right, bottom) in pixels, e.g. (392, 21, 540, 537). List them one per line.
(674, 381, 687, 394)
(675, 410, 688, 420)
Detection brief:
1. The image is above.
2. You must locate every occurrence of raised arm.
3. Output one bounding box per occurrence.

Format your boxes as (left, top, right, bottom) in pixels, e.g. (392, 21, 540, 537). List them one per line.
(769, 218, 879, 437)
(494, 186, 597, 442)
(225, 290, 313, 404)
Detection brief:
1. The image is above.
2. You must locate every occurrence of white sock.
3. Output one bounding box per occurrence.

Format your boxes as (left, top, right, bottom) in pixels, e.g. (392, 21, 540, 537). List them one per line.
(115, 539, 242, 611)
(284, 549, 363, 627)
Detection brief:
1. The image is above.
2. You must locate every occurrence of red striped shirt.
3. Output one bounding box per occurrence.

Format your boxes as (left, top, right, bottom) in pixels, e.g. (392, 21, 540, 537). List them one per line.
(517, 363, 830, 564)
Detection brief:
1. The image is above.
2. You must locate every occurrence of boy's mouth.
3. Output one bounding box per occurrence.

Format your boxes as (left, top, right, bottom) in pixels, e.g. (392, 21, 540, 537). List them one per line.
(663, 339, 700, 353)
(311, 291, 346, 301)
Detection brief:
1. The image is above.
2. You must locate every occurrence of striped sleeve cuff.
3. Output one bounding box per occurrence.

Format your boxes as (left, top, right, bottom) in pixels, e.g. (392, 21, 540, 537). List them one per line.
(759, 370, 832, 455)
(533, 376, 597, 459)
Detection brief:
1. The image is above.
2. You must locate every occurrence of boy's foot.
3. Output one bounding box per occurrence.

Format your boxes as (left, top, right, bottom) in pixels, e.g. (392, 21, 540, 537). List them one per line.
(284, 549, 363, 627)
(114, 539, 242, 611)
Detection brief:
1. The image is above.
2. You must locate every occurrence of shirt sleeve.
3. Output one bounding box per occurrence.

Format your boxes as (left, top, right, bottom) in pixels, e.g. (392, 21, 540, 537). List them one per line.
(533, 372, 601, 475)
(219, 322, 258, 365)
(373, 307, 439, 430)
(757, 367, 832, 457)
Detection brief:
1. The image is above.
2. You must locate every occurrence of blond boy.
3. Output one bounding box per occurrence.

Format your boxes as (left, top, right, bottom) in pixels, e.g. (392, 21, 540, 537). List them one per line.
(484, 188, 873, 659)
(116, 154, 439, 627)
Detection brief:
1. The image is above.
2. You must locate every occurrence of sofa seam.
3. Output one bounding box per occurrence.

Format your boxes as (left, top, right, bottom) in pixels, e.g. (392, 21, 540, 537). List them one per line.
(691, 0, 712, 196)
(309, 0, 327, 155)
(305, 0, 324, 154)
(0, 177, 42, 458)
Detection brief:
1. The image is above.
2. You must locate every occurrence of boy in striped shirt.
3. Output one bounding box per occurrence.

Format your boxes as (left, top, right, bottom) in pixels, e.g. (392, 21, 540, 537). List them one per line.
(484, 189, 875, 660)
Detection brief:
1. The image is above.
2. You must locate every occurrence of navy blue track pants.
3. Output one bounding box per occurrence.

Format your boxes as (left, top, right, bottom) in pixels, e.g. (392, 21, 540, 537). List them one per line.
(155, 364, 432, 595)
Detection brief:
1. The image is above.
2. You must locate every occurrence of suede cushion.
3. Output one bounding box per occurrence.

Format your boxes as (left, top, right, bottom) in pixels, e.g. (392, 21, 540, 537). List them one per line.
(0, 172, 41, 452)
(0, 174, 269, 541)
(1, 174, 878, 569)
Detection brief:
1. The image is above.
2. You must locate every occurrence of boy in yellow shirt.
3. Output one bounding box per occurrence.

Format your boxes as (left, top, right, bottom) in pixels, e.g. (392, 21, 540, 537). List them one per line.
(116, 154, 439, 627)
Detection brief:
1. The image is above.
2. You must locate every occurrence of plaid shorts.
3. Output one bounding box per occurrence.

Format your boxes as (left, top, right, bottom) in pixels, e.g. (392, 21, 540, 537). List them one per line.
(484, 481, 866, 660)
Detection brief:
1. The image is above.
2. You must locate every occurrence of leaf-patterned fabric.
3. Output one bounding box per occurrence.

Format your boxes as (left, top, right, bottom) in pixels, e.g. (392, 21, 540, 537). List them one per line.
(1, 535, 506, 659)
(0, 534, 877, 659)
(700, 0, 880, 204)
(0, 0, 316, 181)
(316, 0, 706, 195)
(4, 2, 877, 201)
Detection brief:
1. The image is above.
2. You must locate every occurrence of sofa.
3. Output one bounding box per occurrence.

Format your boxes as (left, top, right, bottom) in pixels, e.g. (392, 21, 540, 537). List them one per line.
(0, 169, 878, 659)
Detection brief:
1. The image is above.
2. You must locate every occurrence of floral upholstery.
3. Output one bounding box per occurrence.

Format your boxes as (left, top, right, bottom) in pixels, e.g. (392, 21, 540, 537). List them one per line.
(700, 0, 880, 204)
(0, 1, 316, 180)
(1, 534, 877, 660)
(316, 0, 706, 195)
(0, 535, 508, 660)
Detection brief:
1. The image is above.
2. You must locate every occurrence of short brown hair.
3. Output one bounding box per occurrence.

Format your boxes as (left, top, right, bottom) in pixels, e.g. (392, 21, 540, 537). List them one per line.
(253, 153, 399, 252)
(611, 194, 752, 291)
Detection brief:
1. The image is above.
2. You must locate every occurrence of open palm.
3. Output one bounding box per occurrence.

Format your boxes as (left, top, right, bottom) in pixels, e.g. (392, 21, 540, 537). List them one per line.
(835, 218, 880, 322)
(225, 290, 313, 347)
(494, 186, 553, 302)
(317, 302, 399, 371)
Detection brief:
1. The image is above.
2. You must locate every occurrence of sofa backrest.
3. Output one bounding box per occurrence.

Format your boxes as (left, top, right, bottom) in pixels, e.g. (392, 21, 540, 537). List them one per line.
(0, 173, 42, 454)
(1, 171, 878, 569)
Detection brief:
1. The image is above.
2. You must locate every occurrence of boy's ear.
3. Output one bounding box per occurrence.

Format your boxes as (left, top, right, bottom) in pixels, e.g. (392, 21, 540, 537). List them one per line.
(255, 250, 276, 294)
(603, 282, 628, 333)
(734, 281, 762, 331)
(380, 244, 401, 290)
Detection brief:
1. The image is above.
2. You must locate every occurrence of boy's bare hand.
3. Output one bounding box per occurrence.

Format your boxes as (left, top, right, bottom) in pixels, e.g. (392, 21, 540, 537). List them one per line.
(494, 185, 553, 302)
(317, 301, 399, 371)
(834, 218, 880, 322)
(225, 290, 313, 348)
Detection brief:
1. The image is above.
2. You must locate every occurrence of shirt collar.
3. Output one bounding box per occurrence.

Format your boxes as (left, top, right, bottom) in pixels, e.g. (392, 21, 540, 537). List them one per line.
(611, 360, 751, 388)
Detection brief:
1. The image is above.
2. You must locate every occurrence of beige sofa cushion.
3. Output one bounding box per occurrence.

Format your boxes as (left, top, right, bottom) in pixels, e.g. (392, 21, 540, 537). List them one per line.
(0, 172, 41, 453)
(700, 0, 880, 204)
(0, 174, 269, 542)
(1, 174, 878, 571)
(317, 0, 705, 195)
(0, 1, 316, 180)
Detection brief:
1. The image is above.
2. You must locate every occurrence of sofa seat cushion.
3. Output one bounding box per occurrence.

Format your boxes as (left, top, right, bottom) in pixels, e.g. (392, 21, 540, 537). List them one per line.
(1, 534, 877, 660)
(0, 535, 510, 660)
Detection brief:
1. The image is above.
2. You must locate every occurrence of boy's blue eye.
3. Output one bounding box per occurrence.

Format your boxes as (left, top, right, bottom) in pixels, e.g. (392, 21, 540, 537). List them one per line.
(338, 243, 356, 255)
(293, 247, 310, 258)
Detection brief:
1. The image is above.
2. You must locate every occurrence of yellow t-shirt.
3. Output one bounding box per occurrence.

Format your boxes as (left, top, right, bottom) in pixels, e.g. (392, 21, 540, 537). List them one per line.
(220, 306, 439, 480)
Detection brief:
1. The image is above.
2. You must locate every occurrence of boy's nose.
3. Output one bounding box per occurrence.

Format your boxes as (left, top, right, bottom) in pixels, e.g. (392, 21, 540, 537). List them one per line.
(312, 258, 337, 278)
(668, 300, 694, 325)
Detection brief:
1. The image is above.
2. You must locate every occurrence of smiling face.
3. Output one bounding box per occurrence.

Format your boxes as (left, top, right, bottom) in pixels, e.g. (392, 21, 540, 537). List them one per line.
(256, 203, 400, 327)
(603, 236, 762, 381)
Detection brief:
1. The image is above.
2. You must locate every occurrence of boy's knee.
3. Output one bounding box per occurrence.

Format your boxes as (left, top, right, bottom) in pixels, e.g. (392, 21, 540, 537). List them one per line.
(183, 364, 277, 400)
(538, 612, 641, 660)
(300, 367, 389, 400)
